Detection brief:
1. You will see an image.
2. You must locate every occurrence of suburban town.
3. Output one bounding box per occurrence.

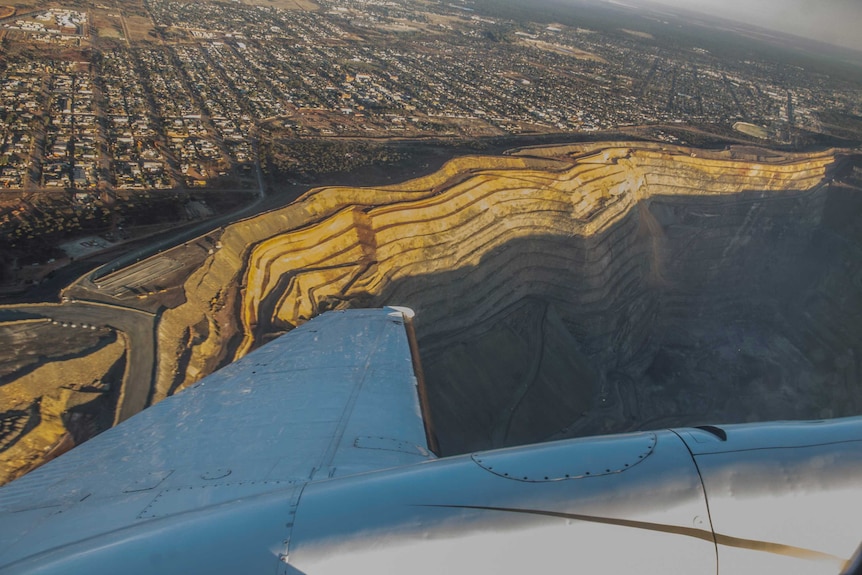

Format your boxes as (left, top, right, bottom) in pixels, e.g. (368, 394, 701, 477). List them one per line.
(1, 0, 860, 195)
(0, 0, 860, 270)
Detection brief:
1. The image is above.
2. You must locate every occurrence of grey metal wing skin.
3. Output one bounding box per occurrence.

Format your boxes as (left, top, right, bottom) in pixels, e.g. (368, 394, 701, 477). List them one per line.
(0, 307, 861, 575)
(0, 307, 435, 573)
(288, 419, 862, 575)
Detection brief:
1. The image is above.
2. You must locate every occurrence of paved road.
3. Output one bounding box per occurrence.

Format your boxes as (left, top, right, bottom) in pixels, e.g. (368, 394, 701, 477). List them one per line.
(0, 301, 156, 424)
(37, 160, 300, 425)
(65, 158, 294, 297)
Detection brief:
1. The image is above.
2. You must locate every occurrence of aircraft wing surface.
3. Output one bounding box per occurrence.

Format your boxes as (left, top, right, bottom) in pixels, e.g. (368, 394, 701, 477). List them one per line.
(4, 306, 860, 575)
(0, 306, 434, 573)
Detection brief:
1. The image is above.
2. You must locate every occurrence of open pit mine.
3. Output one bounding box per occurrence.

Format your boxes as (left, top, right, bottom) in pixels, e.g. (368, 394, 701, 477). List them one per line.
(2, 141, 862, 480)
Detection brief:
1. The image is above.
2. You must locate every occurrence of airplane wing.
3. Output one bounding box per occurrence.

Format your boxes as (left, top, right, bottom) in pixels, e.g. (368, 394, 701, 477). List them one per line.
(0, 306, 435, 573)
(1, 307, 861, 575)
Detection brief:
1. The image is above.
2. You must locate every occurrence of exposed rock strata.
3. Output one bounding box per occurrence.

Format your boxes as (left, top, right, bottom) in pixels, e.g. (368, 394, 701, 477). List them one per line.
(157, 142, 859, 454)
(0, 335, 125, 483)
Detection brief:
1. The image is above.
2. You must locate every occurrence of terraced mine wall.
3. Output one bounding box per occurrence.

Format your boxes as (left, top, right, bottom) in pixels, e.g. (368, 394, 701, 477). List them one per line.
(156, 142, 862, 454)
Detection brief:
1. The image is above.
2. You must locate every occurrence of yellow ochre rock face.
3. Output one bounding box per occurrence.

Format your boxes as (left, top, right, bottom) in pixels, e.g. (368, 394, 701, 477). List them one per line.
(0, 334, 126, 484)
(156, 142, 843, 452)
(159, 143, 834, 386)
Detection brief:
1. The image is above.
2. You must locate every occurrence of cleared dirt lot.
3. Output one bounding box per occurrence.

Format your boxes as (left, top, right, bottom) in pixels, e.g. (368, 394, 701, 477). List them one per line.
(239, 0, 318, 11)
(91, 9, 125, 39)
(124, 14, 155, 42)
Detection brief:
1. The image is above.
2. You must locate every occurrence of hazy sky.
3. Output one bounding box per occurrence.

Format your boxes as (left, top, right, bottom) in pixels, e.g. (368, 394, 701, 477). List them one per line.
(631, 0, 862, 52)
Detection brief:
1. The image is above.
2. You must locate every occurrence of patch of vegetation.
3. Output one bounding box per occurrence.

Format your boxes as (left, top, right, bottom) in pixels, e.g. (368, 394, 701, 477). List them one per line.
(0, 193, 187, 259)
(0, 197, 110, 253)
(260, 138, 407, 181)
